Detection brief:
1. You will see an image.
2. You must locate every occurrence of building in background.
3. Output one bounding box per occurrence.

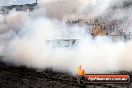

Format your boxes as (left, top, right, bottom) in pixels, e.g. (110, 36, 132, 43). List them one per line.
(0, 0, 38, 14)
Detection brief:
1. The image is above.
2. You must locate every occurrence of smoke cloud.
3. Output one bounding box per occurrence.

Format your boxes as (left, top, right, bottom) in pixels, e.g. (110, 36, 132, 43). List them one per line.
(0, 0, 132, 75)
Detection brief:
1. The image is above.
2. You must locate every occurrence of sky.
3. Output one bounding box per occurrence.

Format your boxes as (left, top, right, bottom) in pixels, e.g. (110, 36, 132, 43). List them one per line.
(0, 0, 37, 6)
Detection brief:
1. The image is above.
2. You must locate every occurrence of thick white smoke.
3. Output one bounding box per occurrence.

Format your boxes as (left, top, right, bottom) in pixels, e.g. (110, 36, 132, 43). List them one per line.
(0, 0, 132, 75)
(39, 0, 127, 19)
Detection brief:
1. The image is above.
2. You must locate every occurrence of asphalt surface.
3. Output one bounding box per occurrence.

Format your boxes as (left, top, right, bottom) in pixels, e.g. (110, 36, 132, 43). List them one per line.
(0, 61, 132, 88)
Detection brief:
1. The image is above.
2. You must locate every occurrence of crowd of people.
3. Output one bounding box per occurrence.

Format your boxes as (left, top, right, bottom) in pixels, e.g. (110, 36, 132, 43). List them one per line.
(66, 17, 131, 40)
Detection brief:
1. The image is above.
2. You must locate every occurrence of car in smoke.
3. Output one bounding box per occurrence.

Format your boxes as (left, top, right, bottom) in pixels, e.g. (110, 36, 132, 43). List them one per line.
(46, 39, 79, 48)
